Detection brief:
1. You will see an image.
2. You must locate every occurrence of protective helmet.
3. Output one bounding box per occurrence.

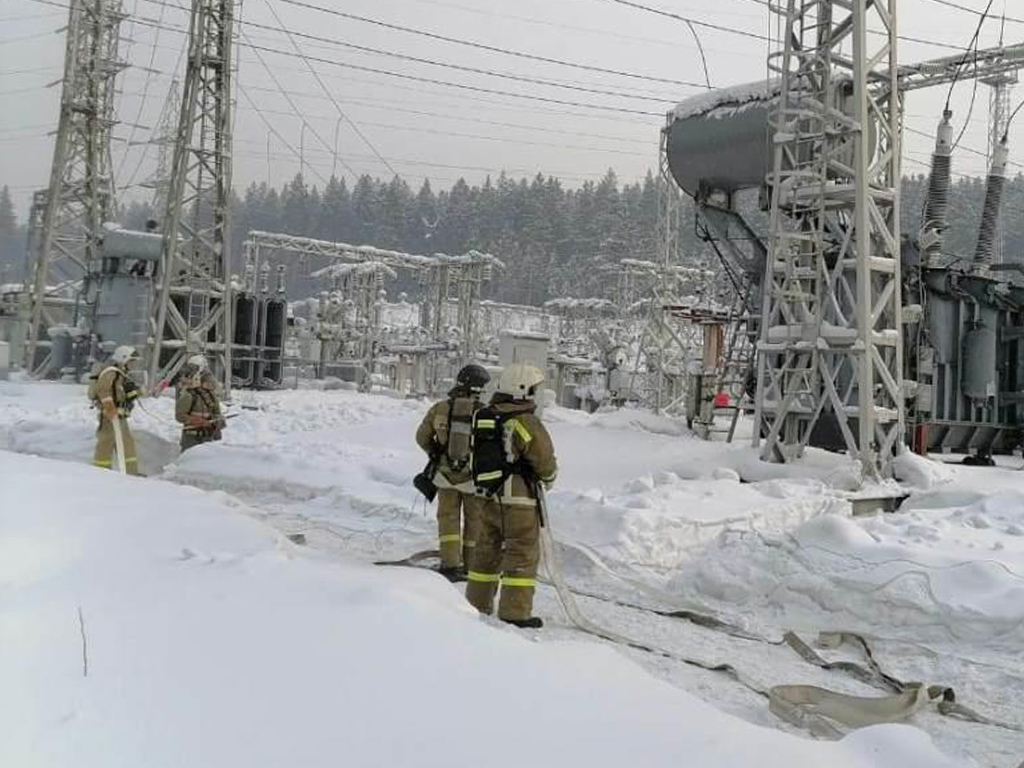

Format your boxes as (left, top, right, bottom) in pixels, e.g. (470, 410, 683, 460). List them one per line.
(456, 363, 490, 391)
(187, 354, 209, 371)
(497, 363, 544, 399)
(110, 345, 138, 366)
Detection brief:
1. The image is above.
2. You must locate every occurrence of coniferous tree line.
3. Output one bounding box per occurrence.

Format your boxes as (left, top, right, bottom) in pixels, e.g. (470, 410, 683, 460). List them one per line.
(3, 173, 1024, 304)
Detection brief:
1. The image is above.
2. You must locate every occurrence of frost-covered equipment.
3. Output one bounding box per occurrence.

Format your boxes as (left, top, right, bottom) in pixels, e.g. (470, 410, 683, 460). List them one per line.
(919, 112, 954, 267)
(243, 230, 504, 392)
(25, 0, 127, 374)
(753, 0, 905, 477)
(664, 37, 1024, 467)
(149, 0, 237, 394)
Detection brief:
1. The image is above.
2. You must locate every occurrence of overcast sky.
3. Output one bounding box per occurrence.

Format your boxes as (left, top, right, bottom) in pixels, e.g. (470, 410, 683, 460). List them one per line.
(1, 0, 1022, 219)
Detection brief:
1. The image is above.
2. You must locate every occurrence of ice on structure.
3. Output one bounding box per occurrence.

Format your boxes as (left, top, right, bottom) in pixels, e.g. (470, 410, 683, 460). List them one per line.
(246, 231, 501, 269)
(544, 297, 618, 313)
(310, 262, 398, 280)
(671, 79, 780, 121)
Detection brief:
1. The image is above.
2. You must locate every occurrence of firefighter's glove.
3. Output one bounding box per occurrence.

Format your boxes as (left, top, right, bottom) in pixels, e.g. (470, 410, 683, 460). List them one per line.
(188, 415, 211, 428)
(102, 401, 119, 421)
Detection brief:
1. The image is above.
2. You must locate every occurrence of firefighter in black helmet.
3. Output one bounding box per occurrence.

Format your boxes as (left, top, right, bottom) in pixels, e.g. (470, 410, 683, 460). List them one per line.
(415, 364, 491, 580)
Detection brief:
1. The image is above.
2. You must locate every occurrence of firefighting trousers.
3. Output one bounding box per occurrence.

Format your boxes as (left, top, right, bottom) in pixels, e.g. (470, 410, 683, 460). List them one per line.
(465, 497, 540, 622)
(436, 488, 481, 568)
(180, 429, 221, 453)
(93, 416, 141, 475)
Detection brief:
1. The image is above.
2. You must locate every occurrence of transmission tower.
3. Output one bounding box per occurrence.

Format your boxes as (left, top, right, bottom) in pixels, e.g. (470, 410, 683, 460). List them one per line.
(24, 0, 127, 369)
(754, 0, 905, 478)
(657, 120, 682, 269)
(149, 0, 236, 391)
(143, 78, 182, 217)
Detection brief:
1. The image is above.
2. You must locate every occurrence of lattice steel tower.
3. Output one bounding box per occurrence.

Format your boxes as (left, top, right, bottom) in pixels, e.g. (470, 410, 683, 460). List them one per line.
(754, 0, 905, 478)
(143, 78, 182, 217)
(24, 0, 127, 368)
(149, 0, 236, 391)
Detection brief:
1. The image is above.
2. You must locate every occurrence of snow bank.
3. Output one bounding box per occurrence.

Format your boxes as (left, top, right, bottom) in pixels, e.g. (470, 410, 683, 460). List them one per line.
(0, 451, 966, 768)
(893, 451, 956, 490)
(550, 474, 842, 572)
(667, 492, 1024, 649)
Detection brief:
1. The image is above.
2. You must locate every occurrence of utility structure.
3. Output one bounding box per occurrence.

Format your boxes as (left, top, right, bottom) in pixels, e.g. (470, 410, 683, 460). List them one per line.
(142, 78, 182, 216)
(24, 0, 127, 371)
(242, 230, 503, 391)
(149, 0, 237, 392)
(754, 0, 904, 477)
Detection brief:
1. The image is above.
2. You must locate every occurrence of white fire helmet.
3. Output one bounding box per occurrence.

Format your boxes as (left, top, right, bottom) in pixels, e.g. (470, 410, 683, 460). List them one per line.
(110, 345, 139, 366)
(497, 363, 544, 399)
(187, 354, 209, 372)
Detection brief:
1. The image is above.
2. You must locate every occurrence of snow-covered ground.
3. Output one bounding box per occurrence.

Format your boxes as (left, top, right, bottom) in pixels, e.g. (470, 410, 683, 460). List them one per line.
(3, 378, 1023, 766)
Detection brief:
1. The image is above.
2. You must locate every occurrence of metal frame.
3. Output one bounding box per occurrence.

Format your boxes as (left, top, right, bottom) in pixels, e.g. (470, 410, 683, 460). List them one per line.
(25, 0, 126, 368)
(149, 0, 236, 392)
(143, 78, 182, 216)
(756, 0, 904, 477)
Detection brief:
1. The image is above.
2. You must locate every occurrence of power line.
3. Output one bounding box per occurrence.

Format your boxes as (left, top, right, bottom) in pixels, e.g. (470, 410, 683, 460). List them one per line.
(919, 0, 1023, 25)
(115, 0, 175, 180)
(0, 29, 56, 46)
(236, 83, 330, 185)
(229, 95, 651, 145)
(239, 28, 358, 178)
(121, 32, 189, 190)
(276, 0, 711, 89)
(126, 12, 688, 105)
(606, 0, 974, 51)
(113, 58, 658, 127)
(393, 0, 762, 58)
(259, 0, 398, 177)
(238, 41, 668, 117)
(117, 0, 706, 96)
(602, 0, 768, 41)
(230, 104, 649, 156)
(0, 11, 62, 21)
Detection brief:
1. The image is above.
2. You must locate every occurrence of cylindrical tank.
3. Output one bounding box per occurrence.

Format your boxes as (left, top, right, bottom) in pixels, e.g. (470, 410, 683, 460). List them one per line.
(666, 80, 875, 198)
(47, 325, 75, 371)
(961, 322, 997, 400)
(926, 293, 959, 364)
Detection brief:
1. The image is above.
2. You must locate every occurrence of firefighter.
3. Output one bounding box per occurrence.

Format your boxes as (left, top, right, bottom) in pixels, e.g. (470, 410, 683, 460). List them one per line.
(415, 363, 491, 580)
(465, 363, 557, 629)
(175, 355, 225, 452)
(90, 345, 142, 475)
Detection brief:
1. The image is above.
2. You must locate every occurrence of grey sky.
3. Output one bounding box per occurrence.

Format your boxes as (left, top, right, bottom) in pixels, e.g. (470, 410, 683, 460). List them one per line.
(1, 0, 1021, 220)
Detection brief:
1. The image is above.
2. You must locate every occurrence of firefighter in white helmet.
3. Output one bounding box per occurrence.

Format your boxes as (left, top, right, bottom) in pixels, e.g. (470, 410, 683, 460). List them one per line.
(464, 363, 557, 628)
(175, 354, 225, 452)
(89, 345, 142, 474)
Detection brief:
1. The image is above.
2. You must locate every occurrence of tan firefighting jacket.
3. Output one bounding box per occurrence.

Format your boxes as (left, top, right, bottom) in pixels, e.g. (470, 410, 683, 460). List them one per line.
(416, 388, 480, 488)
(91, 366, 133, 416)
(176, 376, 223, 436)
(487, 396, 558, 507)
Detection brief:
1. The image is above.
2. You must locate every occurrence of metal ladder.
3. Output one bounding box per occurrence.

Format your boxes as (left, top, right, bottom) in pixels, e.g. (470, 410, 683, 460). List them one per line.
(697, 283, 756, 441)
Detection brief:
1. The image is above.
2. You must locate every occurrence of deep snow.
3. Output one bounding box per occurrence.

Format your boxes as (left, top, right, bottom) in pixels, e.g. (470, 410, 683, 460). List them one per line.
(2, 378, 1023, 766)
(0, 452, 969, 768)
